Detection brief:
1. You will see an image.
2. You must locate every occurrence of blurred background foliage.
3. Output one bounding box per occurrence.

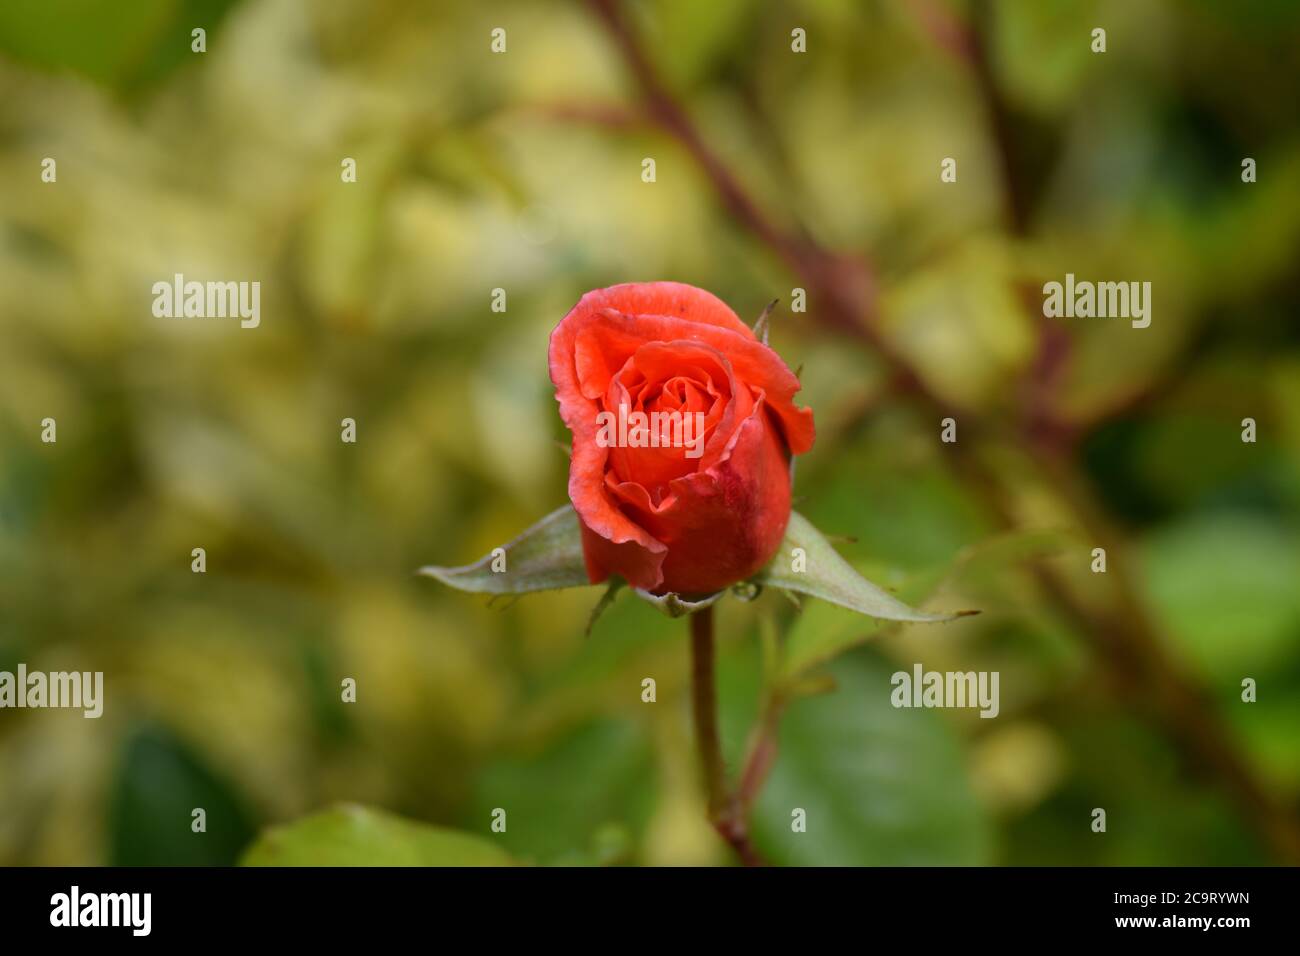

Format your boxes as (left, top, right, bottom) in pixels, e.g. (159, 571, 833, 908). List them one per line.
(1, 0, 1298, 866)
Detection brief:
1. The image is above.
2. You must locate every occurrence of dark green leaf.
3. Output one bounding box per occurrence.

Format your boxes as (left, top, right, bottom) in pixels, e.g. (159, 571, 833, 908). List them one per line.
(108, 723, 257, 866)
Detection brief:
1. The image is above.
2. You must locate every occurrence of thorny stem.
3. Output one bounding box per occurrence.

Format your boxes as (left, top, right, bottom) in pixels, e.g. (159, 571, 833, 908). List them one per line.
(583, 0, 1300, 864)
(689, 607, 764, 866)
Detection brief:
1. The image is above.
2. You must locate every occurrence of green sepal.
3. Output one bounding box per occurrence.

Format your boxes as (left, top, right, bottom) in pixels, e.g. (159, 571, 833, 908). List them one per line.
(756, 511, 974, 623)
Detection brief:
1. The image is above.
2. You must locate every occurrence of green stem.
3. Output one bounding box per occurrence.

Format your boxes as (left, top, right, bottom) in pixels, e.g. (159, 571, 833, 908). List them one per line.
(689, 607, 728, 816)
(689, 606, 765, 866)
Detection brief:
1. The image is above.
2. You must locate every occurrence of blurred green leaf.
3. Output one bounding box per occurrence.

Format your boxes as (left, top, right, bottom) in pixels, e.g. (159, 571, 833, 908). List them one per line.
(804, 454, 989, 573)
(649, 0, 756, 88)
(108, 723, 256, 866)
(781, 593, 886, 682)
(419, 504, 590, 595)
(1142, 511, 1300, 674)
(993, 0, 1099, 116)
(467, 719, 656, 865)
(0, 0, 243, 93)
(924, 526, 1070, 585)
(241, 804, 514, 867)
(748, 649, 993, 866)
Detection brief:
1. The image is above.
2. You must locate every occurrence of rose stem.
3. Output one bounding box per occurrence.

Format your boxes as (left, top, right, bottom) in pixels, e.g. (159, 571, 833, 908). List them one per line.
(689, 606, 765, 866)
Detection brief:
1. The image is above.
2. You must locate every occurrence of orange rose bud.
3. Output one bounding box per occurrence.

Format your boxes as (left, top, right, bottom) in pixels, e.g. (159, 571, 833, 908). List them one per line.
(549, 282, 815, 596)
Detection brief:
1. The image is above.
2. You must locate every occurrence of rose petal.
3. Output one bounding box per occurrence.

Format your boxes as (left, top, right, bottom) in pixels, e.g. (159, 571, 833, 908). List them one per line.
(618, 395, 793, 595)
(557, 308, 813, 456)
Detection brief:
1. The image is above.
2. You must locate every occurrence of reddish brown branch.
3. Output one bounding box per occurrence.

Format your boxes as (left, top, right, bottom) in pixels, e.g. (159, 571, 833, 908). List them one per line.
(737, 693, 786, 815)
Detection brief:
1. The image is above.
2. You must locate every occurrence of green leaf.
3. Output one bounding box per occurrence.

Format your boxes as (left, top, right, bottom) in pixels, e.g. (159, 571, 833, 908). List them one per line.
(745, 650, 992, 866)
(757, 511, 973, 623)
(0, 0, 244, 95)
(781, 593, 886, 681)
(1142, 511, 1300, 674)
(779, 528, 1062, 681)
(419, 504, 590, 595)
(467, 720, 657, 865)
(108, 723, 257, 866)
(241, 804, 515, 867)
